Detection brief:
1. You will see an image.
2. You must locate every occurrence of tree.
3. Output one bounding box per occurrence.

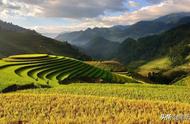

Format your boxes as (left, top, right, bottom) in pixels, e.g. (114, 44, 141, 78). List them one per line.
(169, 41, 190, 66)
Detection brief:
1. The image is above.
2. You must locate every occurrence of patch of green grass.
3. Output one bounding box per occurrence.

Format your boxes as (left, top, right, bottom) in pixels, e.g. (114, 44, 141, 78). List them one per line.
(9, 54, 48, 59)
(174, 76, 190, 86)
(136, 57, 172, 76)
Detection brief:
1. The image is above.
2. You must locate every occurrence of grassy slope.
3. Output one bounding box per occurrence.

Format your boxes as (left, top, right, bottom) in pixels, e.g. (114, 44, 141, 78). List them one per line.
(175, 76, 190, 86)
(135, 56, 190, 85)
(136, 57, 172, 76)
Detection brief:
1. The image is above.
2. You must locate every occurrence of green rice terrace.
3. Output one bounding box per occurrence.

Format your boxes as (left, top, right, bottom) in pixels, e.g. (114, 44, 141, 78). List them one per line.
(0, 54, 139, 92)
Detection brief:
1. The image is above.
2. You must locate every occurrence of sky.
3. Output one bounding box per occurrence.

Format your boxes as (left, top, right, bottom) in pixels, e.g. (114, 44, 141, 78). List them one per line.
(0, 0, 190, 38)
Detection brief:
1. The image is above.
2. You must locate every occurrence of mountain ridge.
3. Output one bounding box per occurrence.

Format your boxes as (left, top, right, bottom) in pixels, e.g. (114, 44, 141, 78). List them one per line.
(56, 12, 190, 46)
(0, 20, 89, 60)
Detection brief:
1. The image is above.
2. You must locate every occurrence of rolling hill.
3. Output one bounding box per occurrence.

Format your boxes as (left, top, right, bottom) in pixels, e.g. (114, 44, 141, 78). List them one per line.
(0, 20, 89, 60)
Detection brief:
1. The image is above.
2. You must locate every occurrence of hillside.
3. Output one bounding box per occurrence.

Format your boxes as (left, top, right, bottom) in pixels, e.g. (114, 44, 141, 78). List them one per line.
(82, 37, 119, 59)
(136, 57, 172, 77)
(56, 12, 190, 46)
(0, 54, 139, 92)
(85, 60, 127, 72)
(0, 20, 89, 60)
(0, 20, 30, 32)
(117, 22, 190, 64)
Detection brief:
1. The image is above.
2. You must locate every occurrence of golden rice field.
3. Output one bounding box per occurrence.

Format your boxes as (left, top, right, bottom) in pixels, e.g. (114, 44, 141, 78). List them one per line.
(0, 83, 189, 123)
(1, 93, 190, 124)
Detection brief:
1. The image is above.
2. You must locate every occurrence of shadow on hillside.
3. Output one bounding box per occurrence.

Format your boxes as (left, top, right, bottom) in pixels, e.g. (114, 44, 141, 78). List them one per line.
(59, 77, 107, 84)
(1, 83, 51, 93)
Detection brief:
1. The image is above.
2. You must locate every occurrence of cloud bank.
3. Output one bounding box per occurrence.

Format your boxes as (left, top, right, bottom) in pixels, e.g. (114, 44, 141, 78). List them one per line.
(1, 0, 190, 35)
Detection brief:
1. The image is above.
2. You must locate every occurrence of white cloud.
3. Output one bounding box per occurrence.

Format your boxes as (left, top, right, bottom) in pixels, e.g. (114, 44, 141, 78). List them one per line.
(1, 0, 127, 18)
(128, 1, 140, 7)
(79, 0, 190, 26)
(0, 0, 43, 19)
(1, 0, 190, 35)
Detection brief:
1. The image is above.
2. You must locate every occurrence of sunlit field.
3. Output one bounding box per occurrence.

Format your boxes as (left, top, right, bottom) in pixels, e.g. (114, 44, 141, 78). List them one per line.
(0, 54, 190, 123)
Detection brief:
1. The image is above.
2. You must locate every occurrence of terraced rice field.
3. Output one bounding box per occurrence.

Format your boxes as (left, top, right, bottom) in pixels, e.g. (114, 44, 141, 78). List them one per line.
(85, 60, 127, 72)
(0, 54, 138, 92)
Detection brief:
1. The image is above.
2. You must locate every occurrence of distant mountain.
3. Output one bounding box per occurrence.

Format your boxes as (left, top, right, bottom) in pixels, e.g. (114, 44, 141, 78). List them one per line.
(56, 12, 190, 46)
(0, 20, 89, 60)
(155, 12, 190, 24)
(56, 26, 128, 46)
(116, 22, 190, 64)
(82, 37, 119, 59)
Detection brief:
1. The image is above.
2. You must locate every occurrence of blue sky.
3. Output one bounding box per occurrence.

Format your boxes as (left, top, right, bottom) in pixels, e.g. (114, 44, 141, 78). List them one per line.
(0, 0, 190, 37)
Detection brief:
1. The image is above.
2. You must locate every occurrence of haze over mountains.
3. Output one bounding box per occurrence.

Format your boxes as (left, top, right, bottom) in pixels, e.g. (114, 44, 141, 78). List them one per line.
(0, 20, 88, 60)
(117, 22, 190, 63)
(56, 12, 190, 46)
(55, 13, 190, 60)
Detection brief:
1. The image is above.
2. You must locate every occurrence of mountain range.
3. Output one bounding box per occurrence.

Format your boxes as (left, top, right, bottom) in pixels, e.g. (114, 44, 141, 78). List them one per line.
(83, 17, 190, 65)
(56, 12, 190, 46)
(56, 13, 190, 60)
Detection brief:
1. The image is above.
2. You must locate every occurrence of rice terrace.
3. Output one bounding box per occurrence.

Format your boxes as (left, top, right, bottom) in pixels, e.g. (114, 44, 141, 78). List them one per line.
(0, 54, 137, 92)
(1, 1, 190, 123)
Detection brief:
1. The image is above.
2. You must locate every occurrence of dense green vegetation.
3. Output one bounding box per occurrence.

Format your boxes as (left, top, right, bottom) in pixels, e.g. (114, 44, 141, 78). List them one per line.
(169, 42, 190, 66)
